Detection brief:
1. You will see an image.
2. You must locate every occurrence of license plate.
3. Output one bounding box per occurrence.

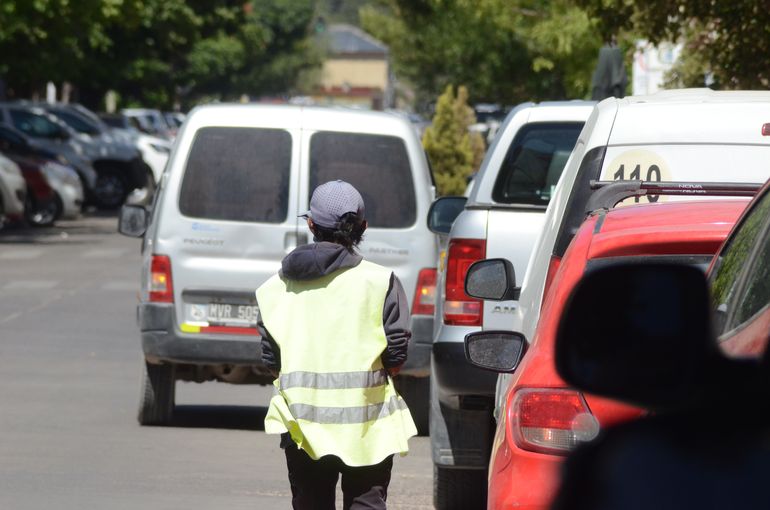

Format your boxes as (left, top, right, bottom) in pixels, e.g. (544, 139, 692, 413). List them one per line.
(207, 303, 259, 326)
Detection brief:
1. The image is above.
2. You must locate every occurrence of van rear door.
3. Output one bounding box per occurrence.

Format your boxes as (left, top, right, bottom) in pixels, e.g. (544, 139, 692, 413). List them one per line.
(299, 111, 436, 310)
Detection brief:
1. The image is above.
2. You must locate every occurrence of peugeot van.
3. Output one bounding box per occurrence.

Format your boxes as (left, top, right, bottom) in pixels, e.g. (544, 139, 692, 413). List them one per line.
(119, 105, 438, 427)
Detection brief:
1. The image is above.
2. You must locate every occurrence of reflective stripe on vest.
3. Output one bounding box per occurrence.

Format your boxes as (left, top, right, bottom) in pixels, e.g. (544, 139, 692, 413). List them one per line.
(280, 369, 389, 390)
(290, 395, 408, 424)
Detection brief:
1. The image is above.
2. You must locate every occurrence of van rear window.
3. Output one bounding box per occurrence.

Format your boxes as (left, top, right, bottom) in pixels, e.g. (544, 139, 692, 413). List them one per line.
(492, 122, 583, 206)
(309, 132, 417, 228)
(179, 127, 291, 223)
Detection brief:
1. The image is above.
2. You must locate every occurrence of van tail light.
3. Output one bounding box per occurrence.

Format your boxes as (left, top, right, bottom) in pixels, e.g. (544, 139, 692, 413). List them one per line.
(762, 123, 770, 136)
(510, 388, 599, 455)
(540, 255, 562, 312)
(443, 239, 486, 326)
(412, 268, 437, 315)
(149, 255, 174, 303)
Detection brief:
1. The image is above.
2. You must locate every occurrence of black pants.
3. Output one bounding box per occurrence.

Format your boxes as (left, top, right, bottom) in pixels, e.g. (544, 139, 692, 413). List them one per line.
(283, 437, 393, 510)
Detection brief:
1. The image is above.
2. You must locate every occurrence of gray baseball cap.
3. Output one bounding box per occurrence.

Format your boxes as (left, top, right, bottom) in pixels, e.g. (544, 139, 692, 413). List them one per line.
(301, 180, 365, 229)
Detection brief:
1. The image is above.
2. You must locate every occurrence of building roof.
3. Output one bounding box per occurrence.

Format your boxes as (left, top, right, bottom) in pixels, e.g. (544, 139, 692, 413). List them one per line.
(328, 24, 388, 56)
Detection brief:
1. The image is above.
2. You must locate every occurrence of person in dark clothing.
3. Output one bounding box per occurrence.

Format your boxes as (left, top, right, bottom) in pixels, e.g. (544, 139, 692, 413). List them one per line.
(256, 180, 416, 510)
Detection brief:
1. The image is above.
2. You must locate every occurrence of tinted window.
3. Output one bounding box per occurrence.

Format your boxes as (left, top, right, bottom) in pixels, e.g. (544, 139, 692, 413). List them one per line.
(710, 190, 770, 334)
(179, 127, 291, 223)
(492, 122, 582, 205)
(309, 132, 416, 228)
(9, 109, 64, 138)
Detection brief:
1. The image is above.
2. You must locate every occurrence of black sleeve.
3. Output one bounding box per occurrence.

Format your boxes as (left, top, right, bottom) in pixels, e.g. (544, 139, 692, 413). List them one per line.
(257, 309, 280, 375)
(381, 273, 412, 369)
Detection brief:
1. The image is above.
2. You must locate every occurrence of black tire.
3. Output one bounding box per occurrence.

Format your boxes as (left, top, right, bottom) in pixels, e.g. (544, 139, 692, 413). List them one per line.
(25, 194, 61, 227)
(434, 466, 488, 510)
(394, 375, 430, 436)
(93, 171, 129, 209)
(138, 361, 176, 426)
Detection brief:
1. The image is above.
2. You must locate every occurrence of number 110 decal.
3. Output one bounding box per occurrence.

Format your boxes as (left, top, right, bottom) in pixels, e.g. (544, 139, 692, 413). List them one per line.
(613, 164, 662, 202)
(601, 149, 672, 205)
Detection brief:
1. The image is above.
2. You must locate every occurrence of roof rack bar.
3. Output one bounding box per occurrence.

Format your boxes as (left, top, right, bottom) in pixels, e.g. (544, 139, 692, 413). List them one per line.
(586, 180, 762, 215)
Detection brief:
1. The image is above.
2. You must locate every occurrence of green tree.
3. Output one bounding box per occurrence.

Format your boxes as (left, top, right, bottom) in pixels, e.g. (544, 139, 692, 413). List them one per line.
(361, 0, 603, 107)
(577, 0, 770, 89)
(0, 0, 322, 108)
(423, 85, 483, 196)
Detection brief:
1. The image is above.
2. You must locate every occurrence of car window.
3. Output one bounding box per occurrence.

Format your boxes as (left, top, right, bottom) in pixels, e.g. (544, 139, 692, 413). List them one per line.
(49, 109, 100, 136)
(492, 122, 583, 206)
(179, 127, 292, 223)
(309, 131, 416, 228)
(710, 190, 770, 335)
(9, 109, 63, 138)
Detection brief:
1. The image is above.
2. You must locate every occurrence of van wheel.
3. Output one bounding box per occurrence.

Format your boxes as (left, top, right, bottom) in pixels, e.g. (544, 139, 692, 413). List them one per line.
(93, 171, 128, 209)
(138, 361, 176, 425)
(434, 466, 487, 510)
(25, 194, 60, 227)
(394, 375, 429, 435)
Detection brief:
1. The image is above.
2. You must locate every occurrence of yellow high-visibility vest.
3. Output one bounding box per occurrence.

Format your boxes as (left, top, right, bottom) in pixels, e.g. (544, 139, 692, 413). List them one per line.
(256, 259, 417, 467)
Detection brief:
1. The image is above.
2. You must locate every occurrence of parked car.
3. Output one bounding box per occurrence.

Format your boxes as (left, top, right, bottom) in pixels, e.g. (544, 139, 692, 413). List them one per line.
(463, 181, 759, 509)
(0, 125, 83, 221)
(426, 100, 594, 508)
(99, 112, 172, 183)
(118, 105, 438, 428)
(0, 103, 146, 209)
(122, 108, 176, 140)
(548, 177, 770, 507)
(36, 103, 159, 203)
(459, 89, 770, 509)
(0, 152, 26, 226)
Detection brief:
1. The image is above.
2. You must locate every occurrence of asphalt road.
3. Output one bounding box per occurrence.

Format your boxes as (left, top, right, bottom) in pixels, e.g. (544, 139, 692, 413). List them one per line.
(0, 214, 433, 510)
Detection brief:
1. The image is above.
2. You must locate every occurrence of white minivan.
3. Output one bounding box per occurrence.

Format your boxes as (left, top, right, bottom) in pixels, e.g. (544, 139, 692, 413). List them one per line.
(119, 104, 438, 428)
(497, 89, 770, 414)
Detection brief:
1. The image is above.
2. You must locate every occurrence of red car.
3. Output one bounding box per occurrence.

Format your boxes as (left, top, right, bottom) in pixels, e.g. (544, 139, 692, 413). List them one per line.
(4, 152, 59, 226)
(471, 190, 755, 510)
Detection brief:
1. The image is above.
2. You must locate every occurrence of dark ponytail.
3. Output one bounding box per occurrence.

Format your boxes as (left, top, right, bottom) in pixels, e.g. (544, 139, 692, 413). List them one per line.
(312, 212, 366, 252)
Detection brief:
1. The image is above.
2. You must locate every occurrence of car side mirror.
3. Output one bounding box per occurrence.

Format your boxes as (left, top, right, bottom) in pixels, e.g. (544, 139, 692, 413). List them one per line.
(465, 330, 527, 373)
(465, 258, 520, 301)
(555, 263, 715, 411)
(427, 196, 467, 234)
(118, 204, 149, 237)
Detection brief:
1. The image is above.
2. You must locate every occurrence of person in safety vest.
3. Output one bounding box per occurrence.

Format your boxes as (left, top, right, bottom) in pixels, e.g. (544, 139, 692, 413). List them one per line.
(256, 179, 417, 510)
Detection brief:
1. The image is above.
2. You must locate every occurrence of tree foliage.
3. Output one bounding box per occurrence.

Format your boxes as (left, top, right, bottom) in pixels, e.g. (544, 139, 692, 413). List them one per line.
(0, 0, 321, 108)
(577, 0, 770, 89)
(423, 85, 484, 196)
(361, 0, 603, 106)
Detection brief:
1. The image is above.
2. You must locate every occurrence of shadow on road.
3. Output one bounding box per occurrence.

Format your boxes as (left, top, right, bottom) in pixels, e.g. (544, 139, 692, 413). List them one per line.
(169, 405, 268, 431)
(0, 211, 120, 244)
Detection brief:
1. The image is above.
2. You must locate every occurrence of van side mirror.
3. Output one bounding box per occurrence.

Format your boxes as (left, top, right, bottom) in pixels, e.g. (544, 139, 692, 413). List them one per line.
(465, 258, 520, 301)
(555, 263, 715, 411)
(465, 330, 527, 373)
(118, 204, 149, 237)
(427, 196, 467, 234)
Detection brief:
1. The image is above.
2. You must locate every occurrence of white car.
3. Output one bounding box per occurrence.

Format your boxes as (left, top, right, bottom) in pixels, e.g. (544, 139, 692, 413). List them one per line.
(40, 160, 83, 220)
(0, 153, 26, 225)
(502, 89, 770, 417)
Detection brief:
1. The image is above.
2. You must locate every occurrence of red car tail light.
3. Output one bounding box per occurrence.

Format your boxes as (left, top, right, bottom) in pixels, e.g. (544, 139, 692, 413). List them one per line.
(149, 255, 174, 303)
(510, 388, 599, 455)
(412, 268, 437, 315)
(443, 239, 486, 326)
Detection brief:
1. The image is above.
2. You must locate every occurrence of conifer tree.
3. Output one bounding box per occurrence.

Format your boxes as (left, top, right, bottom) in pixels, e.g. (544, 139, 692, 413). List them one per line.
(423, 85, 484, 196)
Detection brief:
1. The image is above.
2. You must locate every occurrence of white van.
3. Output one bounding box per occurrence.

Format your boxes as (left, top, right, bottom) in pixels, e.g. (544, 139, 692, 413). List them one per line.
(119, 104, 438, 428)
(502, 89, 770, 413)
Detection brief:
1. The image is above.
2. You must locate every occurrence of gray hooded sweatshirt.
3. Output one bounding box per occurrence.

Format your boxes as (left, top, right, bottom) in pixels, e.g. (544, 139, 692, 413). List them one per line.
(257, 241, 411, 372)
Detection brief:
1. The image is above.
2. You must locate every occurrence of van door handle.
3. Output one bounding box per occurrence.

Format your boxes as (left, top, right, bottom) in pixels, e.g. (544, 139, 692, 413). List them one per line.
(296, 232, 309, 246)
